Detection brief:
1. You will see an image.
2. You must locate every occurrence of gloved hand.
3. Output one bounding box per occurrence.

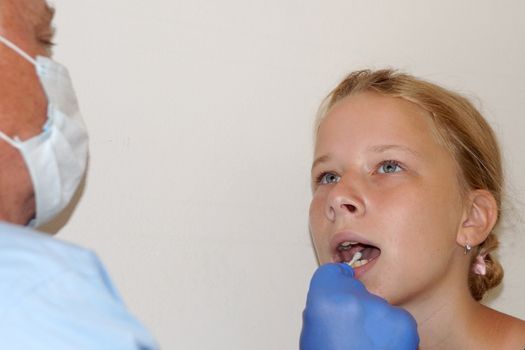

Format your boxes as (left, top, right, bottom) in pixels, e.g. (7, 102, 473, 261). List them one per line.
(300, 263, 419, 350)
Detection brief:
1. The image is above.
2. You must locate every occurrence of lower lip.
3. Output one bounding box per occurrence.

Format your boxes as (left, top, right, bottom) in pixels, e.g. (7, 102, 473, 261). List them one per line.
(352, 256, 378, 279)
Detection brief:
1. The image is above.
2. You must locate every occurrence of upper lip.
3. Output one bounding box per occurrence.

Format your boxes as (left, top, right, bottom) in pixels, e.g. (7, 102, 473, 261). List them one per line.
(329, 230, 380, 261)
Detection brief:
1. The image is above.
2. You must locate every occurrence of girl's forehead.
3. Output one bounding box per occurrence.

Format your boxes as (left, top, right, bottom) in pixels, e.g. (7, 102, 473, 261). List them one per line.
(315, 92, 439, 151)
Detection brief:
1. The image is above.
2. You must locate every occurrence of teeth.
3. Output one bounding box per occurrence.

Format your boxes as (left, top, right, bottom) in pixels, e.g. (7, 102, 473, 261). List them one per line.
(351, 259, 369, 267)
(338, 241, 359, 251)
(342, 241, 359, 245)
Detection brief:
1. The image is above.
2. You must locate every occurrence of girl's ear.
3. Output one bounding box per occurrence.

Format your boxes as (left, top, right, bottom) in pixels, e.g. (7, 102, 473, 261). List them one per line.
(457, 189, 498, 247)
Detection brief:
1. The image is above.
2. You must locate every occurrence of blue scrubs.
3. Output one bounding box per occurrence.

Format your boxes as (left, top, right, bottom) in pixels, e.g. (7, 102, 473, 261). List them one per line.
(0, 222, 159, 349)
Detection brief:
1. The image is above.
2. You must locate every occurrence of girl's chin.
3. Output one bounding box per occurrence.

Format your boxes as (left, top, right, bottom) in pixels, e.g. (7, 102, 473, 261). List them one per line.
(359, 279, 393, 301)
(364, 284, 410, 307)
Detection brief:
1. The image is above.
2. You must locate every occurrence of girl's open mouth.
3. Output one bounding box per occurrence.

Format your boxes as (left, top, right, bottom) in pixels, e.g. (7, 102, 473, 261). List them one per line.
(335, 241, 381, 271)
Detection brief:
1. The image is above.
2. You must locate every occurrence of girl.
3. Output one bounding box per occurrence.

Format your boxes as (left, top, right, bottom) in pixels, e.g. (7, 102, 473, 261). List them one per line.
(302, 69, 525, 349)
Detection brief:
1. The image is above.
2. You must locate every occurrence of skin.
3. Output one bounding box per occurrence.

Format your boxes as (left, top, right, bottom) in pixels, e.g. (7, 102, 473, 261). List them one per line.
(309, 91, 525, 349)
(0, 0, 54, 224)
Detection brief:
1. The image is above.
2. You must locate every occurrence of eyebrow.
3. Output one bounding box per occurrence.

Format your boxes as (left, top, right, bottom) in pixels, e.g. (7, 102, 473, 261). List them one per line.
(311, 144, 422, 171)
(311, 154, 331, 171)
(36, 3, 55, 33)
(367, 144, 422, 158)
(43, 3, 56, 23)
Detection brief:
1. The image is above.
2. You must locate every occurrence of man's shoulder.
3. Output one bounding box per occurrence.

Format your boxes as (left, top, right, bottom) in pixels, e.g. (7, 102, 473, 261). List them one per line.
(0, 222, 105, 306)
(0, 222, 160, 349)
(0, 221, 98, 271)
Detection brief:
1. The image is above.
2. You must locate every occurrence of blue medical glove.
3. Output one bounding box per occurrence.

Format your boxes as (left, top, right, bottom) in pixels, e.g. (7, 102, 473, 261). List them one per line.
(300, 263, 419, 350)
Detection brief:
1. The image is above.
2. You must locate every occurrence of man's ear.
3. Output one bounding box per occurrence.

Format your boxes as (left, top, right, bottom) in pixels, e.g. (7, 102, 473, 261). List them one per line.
(457, 189, 498, 247)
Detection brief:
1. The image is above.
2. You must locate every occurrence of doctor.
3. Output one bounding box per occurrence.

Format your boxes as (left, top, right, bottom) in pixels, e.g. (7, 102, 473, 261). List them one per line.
(0, 0, 159, 348)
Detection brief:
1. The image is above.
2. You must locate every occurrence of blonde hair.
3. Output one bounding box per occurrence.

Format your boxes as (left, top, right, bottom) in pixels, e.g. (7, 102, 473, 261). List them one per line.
(316, 69, 504, 301)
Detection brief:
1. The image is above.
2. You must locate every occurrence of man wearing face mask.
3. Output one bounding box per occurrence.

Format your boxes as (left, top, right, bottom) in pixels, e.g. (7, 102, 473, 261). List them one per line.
(0, 1, 159, 348)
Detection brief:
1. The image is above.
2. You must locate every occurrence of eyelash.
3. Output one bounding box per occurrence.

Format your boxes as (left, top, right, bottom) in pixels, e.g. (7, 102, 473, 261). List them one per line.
(377, 160, 404, 174)
(37, 27, 56, 48)
(39, 37, 56, 47)
(313, 160, 405, 185)
(315, 172, 339, 185)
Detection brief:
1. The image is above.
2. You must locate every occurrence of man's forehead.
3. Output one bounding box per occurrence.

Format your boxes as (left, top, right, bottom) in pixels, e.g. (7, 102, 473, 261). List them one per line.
(29, 0, 55, 24)
(41, 1, 55, 21)
(36, 1, 55, 30)
(0, 0, 54, 22)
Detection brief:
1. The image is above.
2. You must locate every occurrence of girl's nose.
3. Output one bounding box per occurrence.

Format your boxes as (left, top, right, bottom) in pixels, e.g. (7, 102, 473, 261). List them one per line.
(325, 179, 366, 222)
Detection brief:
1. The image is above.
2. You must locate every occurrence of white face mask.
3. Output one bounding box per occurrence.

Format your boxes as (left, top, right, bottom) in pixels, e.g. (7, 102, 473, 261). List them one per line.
(0, 35, 88, 227)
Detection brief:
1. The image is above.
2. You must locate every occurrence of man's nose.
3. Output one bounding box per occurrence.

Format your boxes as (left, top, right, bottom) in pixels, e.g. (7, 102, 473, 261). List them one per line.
(325, 179, 366, 222)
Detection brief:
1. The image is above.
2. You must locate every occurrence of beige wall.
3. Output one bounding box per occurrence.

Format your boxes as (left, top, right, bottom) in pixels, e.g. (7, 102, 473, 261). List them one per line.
(50, 0, 525, 348)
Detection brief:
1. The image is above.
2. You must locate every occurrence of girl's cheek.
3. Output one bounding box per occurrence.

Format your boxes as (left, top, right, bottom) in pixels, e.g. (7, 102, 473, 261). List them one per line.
(309, 191, 324, 219)
(309, 196, 327, 244)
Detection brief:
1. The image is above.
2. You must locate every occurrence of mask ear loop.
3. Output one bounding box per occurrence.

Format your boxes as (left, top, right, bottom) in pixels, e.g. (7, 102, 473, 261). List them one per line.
(0, 36, 39, 144)
(0, 35, 37, 66)
(0, 131, 19, 147)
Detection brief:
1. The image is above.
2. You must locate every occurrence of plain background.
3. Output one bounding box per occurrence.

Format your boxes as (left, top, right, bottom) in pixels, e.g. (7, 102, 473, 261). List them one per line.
(47, 1, 524, 348)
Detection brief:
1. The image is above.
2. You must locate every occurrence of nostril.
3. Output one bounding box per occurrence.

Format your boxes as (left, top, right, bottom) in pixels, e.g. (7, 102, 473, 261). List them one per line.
(343, 204, 357, 213)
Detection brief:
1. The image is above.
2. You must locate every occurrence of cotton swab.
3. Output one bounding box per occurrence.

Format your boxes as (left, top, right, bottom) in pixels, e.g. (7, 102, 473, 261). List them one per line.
(347, 251, 362, 267)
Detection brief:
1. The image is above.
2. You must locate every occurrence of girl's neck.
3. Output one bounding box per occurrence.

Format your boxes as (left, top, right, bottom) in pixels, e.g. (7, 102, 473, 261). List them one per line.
(400, 272, 481, 349)
(402, 283, 525, 349)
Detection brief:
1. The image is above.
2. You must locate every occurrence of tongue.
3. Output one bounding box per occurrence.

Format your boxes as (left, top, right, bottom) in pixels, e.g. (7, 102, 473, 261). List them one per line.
(360, 245, 381, 260)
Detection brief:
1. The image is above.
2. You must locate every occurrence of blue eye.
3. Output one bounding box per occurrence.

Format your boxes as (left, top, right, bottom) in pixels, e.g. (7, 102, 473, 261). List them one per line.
(377, 160, 403, 174)
(317, 172, 341, 185)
